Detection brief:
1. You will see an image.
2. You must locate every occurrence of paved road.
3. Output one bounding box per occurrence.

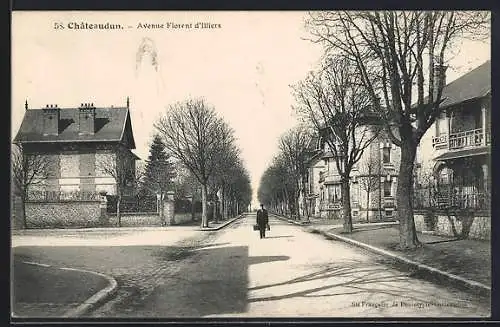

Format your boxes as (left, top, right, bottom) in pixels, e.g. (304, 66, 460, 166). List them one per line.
(12, 214, 490, 318)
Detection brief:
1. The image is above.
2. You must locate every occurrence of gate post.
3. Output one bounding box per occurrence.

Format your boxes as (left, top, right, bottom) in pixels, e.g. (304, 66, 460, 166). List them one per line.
(99, 191, 109, 226)
(163, 191, 175, 226)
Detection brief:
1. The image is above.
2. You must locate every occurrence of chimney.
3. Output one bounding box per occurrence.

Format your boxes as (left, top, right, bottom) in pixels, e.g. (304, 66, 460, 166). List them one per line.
(433, 64, 448, 100)
(42, 104, 60, 136)
(79, 102, 96, 135)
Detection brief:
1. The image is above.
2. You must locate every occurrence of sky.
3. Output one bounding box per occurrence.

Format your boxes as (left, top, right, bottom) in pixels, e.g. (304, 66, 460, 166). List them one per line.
(11, 11, 490, 207)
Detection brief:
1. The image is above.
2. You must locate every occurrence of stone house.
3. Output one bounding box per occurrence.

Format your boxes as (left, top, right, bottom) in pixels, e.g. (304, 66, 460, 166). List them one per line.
(304, 113, 401, 222)
(13, 100, 139, 198)
(415, 60, 491, 210)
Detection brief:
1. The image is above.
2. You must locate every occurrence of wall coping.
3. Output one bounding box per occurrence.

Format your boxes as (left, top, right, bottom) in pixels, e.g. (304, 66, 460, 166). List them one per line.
(121, 212, 159, 216)
(414, 209, 491, 216)
(26, 200, 101, 204)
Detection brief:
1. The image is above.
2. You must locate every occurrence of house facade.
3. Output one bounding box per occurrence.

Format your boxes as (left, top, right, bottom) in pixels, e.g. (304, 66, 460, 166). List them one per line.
(13, 100, 139, 198)
(301, 137, 325, 218)
(415, 60, 491, 211)
(304, 118, 401, 222)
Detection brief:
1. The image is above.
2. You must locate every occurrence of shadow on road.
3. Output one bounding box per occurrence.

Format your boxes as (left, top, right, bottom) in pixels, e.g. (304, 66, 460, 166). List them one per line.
(247, 259, 490, 309)
(248, 255, 290, 265)
(12, 259, 109, 317)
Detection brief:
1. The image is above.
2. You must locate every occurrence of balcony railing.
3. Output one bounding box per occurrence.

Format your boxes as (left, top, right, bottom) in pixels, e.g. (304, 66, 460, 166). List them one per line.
(449, 128, 488, 150)
(432, 128, 490, 150)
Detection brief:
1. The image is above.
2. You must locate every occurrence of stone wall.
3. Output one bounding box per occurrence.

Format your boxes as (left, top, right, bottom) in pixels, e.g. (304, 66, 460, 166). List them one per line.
(25, 201, 102, 228)
(109, 213, 162, 227)
(108, 213, 195, 227)
(414, 210, 490, 240)
(170, 213, 194, 225)
(11, 194, 24, 230)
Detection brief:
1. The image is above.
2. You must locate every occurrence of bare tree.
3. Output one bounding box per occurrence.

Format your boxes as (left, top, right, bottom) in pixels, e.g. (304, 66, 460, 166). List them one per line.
(155, 98, 235, 228)
(11, 144, 50, 229)
(96, 146, 136, 227)
(293, 56, 380, 233)
(358, 153, 382, 223)
(306, 10, 489, 248)
(209, 146, 242, 222)
(258, 154, 296, 216)
(278, 126, 312, 221)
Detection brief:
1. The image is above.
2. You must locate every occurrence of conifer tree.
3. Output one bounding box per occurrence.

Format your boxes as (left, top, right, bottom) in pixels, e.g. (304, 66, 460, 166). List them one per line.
(143, 134, 175, 225)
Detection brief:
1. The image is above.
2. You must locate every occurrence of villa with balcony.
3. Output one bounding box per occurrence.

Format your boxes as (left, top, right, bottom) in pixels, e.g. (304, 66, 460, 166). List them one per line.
(417, 60, 491, 211)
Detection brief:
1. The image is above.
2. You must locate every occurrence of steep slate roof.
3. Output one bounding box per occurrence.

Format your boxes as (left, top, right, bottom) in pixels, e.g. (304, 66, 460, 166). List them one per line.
(439, 60, 491, 108)
(14, 107, 136, 149)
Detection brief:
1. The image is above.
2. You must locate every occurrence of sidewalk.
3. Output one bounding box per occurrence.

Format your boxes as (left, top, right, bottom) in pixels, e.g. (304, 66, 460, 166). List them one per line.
(12, 259, 115, 318)
(274, 214, 491, 296)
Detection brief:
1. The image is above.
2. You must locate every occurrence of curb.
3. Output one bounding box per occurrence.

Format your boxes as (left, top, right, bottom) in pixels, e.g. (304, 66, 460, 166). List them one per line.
(272, 214, 310, 226)
(21, 261, 118, 318)
(273, 213, 399, 228)
(200, 214, 245, 231)
(61, 268, 118, 317)
(314, 229, 491, 297)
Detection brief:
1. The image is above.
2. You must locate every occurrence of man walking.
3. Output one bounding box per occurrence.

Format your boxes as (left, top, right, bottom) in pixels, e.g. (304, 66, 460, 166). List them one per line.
(256, 203, 269, 239)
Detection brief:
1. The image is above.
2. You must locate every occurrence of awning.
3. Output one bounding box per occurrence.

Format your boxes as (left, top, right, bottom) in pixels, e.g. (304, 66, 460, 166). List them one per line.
(434, 147, 490, 161)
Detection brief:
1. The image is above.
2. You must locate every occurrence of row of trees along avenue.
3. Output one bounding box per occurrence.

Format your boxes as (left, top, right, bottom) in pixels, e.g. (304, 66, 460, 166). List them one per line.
(155, 97, 252, 228)
(257, 126, 312, 221)
(259, 11, 489, 250)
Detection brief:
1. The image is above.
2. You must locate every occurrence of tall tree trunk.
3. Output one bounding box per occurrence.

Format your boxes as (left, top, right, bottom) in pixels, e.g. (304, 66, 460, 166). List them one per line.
(295, 180, 301, 220)
(302, 178, 310, 221)
(283, 189, 289, 216)
(201, 183, 208, 228)
(342, 178, 353, 233)
(397, 141, 420, 249)
(379, 176, 383, 220)
(159, 191, 165, 226)
(21, 194, 27, 229)
(191, 196, 196, 221)
(215, 196, 220, 224)
(221, 188, 226, 220)
(117, 193, 122, 227)
(366, 189, 370, 223)
(295, 192, 300, 220)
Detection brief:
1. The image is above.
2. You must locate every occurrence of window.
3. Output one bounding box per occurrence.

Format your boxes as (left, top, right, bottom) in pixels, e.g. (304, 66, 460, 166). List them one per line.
(435, 112, 448, 136)
(385, 209, 393, 218)
(383, 147, 391, 164)
(384, 180, 392, 197)
(328, 185, 341, 202)
(351, 182, 359, 203)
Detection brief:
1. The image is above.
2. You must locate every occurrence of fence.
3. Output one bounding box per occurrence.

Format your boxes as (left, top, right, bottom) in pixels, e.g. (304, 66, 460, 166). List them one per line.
(413, 186, 490, 211)
(106, 195, 158, 213)
(106, 195, 203, 214)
